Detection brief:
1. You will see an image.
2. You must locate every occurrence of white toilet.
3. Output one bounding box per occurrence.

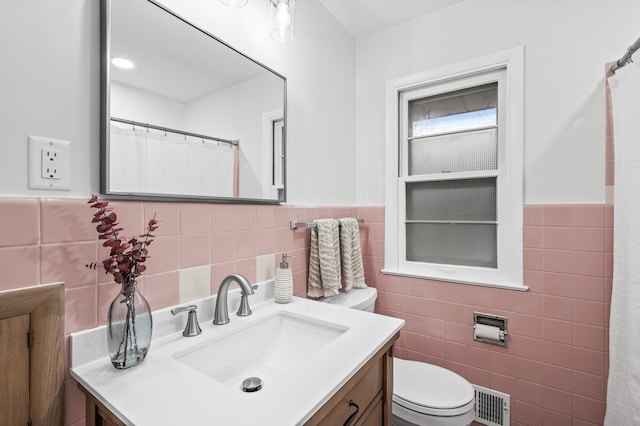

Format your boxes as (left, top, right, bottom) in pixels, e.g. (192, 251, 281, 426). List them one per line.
(320, 288, 476, 426)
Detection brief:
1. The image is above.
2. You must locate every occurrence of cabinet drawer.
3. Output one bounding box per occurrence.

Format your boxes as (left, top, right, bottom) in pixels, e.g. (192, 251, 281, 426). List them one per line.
(316, 356, 383, 426)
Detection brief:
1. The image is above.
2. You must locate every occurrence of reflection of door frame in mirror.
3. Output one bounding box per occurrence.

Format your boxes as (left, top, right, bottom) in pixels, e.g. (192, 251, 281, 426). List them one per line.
(100, 0, 287, 204)
(262, 109, 285, 200)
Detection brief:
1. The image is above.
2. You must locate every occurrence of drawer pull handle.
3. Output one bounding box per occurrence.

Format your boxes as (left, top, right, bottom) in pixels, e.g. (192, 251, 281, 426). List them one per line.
(343, 399, 359, 426)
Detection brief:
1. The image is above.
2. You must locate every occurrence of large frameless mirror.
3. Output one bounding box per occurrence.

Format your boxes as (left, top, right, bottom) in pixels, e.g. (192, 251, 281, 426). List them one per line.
(100, 0, 287, 203)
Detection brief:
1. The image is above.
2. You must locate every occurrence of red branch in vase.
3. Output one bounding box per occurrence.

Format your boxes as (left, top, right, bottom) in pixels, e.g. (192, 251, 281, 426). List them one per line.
(86, 195, 158, 284)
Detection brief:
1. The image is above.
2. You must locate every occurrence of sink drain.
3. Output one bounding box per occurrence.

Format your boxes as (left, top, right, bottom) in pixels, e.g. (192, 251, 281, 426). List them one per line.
(242, 377, 262, 392)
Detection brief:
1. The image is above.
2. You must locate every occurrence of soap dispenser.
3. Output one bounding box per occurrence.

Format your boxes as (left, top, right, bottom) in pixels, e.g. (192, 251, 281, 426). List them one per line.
(274, 253, 293, 304)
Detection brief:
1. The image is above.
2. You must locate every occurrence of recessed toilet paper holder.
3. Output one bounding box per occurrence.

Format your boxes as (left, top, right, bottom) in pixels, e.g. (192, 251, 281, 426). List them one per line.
(473, 312, 508, 347)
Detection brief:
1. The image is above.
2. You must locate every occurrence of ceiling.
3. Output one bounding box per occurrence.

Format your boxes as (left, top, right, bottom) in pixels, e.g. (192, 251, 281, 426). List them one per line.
(319, 0, 465, 37)
(110, 0, 272, 103)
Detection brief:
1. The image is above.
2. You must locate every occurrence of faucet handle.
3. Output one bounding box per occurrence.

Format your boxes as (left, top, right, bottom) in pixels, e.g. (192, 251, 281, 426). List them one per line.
(171, 305, 202, 337)
(241, 284, 258, 295)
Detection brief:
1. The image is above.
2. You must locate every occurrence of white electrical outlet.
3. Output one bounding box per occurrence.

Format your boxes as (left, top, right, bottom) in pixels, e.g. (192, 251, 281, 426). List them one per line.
(28, 136, 71, 190)
(41, 148, 62, 179)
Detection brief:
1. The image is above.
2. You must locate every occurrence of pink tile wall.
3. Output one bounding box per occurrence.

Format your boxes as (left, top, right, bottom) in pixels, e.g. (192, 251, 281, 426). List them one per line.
(0, 197, 613, 425)
(0, 197, 346, 426)
(366, 204, 613, 426)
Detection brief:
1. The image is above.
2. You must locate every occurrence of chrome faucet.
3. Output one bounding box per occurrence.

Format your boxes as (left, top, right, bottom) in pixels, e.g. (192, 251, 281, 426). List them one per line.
(213, 273, 256, 325)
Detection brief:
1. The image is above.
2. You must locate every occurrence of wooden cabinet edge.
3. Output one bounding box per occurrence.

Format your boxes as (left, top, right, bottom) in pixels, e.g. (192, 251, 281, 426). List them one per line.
(79, 384, 126, 426)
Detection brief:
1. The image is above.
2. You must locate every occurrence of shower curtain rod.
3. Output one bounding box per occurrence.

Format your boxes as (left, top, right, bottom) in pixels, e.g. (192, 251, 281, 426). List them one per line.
(110, 117, 239, 146)
(610, 36, 640, 72)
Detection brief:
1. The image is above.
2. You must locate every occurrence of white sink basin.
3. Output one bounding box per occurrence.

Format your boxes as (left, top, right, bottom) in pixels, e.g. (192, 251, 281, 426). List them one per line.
(173, 312, 348, 386)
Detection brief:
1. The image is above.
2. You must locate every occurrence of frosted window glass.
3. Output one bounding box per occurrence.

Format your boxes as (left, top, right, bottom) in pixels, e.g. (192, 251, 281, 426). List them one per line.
(409, 83, 497, 138)
(406, 178, 496, 222)
(406, 223, 497, 267)
(408, 128, 497, 175)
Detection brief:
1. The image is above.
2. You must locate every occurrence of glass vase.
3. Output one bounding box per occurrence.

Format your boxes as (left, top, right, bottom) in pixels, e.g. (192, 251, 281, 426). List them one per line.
(107, 280, 153, 369)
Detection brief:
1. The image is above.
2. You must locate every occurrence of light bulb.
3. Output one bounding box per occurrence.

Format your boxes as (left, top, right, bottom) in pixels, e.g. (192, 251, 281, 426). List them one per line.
(270, 0, 295, 42)
(275, 3, 291, 29)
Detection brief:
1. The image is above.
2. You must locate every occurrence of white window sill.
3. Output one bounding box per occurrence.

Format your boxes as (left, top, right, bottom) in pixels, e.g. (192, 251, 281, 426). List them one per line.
(381, 268, 529, 292)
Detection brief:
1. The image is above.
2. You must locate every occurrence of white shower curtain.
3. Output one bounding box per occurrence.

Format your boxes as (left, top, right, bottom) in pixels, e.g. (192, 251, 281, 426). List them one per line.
(605, 60, 640, 426)
(109, 125, 146, 193)
(109, 123, 237, 197)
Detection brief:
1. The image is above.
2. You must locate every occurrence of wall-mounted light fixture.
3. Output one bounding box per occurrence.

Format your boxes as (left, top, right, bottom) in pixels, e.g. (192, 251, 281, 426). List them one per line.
(220, 0, 297, 42)
(219, 0, 248, 7)
(269, 0, 296, 43)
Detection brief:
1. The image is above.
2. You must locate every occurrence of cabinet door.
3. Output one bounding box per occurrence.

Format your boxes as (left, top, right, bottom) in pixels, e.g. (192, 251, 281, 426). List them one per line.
(316, 358, 383, 425)
(0, 314, 30, 424)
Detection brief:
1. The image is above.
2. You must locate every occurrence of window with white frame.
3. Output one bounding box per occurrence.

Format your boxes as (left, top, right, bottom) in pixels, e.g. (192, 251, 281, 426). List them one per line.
(383, 48, 525, 289)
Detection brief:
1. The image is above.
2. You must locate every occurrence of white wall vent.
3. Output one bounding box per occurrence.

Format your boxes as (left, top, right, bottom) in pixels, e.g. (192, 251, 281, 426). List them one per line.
(473, 384, 510, 426)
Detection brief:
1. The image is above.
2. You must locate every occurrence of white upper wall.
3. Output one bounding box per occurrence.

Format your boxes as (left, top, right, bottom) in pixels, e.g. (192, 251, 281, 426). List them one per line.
(0, 0, 101, 198)
(0, 0, 356, 205)
(355, 0, 640, 205)
(4, 0, 638, 206)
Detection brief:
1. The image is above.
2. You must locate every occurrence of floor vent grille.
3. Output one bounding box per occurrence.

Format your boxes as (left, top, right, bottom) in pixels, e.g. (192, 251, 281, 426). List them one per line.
(473, 384, 510, 426)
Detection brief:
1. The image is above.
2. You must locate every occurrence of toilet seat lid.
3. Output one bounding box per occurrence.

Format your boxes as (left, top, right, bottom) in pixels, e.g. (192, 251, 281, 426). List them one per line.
(393, 358, 475, 416)
(320, 287, 377, 310)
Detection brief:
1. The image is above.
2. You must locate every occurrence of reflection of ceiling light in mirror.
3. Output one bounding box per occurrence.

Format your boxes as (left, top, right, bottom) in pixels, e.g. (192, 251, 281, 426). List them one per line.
(269, 0, 296, 43)
(111, 58, 135, 69)
(220, 0, 248, 7)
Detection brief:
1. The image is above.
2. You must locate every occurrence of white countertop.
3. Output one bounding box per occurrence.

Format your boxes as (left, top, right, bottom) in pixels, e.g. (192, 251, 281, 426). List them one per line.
(70, 281, 404, 425)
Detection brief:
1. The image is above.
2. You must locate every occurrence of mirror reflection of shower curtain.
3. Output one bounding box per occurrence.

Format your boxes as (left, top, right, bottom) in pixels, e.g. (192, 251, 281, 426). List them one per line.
(109, 124, 237, 197)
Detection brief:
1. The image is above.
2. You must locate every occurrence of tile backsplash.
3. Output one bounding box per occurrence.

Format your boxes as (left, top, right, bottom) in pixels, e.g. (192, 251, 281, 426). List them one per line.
(0, 198, 612, 426)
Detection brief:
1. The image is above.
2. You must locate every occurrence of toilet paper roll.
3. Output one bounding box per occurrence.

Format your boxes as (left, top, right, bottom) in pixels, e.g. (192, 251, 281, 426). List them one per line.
(475, 323, 502, 341)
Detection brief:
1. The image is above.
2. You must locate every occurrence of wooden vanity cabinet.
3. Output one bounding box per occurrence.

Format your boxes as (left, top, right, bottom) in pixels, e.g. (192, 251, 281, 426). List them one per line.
(79, 332, 399, 426)
(304, 332, 398, 426)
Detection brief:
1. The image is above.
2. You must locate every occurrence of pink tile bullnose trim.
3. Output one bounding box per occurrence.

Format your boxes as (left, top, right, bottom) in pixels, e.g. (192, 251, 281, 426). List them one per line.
(146, 203, 180, 236)
(0, 197, 39, 247)
(180, 203, 210, 234)
(543, 205, 572, 226)
(41, 198, 95, 244)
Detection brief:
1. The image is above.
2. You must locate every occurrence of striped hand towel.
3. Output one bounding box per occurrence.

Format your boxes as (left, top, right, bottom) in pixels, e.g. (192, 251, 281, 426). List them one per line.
(339, 218, 367, 290)
(307, 219, 341, 298)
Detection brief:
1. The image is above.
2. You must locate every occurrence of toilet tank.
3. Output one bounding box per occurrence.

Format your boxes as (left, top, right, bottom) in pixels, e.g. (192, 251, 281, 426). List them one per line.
(319, 287, 378, 312)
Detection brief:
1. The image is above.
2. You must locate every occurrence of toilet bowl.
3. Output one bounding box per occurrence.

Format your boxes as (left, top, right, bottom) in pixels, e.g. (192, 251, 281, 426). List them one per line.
(319, 288, 476, 426)
(393, 358, 475, 426)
